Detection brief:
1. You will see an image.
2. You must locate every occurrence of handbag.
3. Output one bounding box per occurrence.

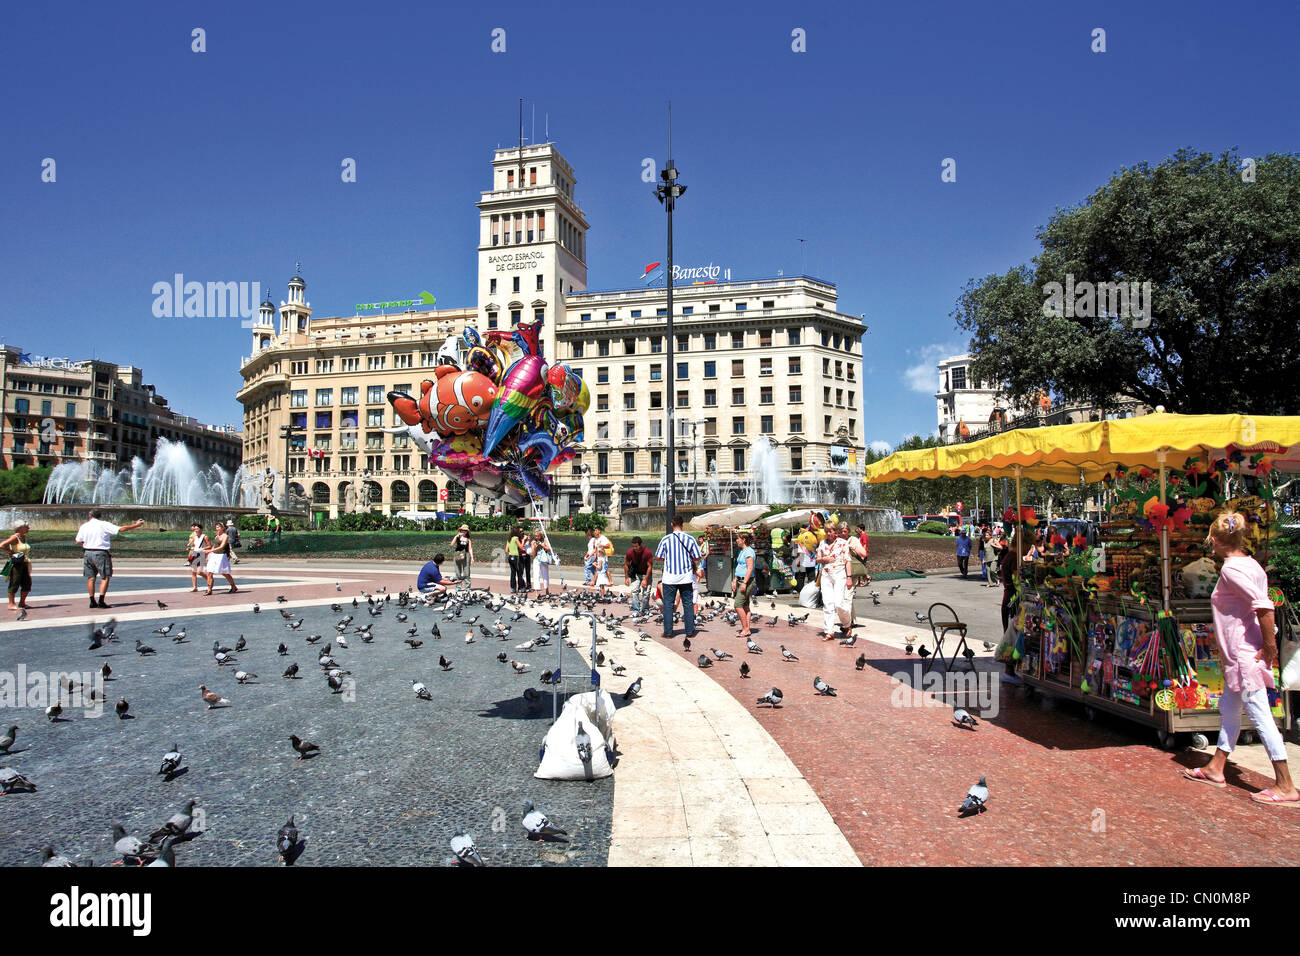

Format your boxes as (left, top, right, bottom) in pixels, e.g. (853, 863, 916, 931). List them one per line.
(0, 558, 10, 579)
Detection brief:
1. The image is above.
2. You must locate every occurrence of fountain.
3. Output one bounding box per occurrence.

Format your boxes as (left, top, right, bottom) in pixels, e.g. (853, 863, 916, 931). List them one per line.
(705, 461, 722, 505)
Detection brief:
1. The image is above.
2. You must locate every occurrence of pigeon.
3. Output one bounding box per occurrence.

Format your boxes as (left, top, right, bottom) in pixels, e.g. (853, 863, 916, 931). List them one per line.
(396, 613, 408, 623)
(521, 799, 568, 840)
(412, 680, 432, 700)
(159, 744, 182, 776)
(431, 624, 441, 639)
(839, 634, 857, 648)
(439, 655, 452, 671)
(317, 652, 338, 668)
(326, 673, 344, 693)
(711, 647, 734, 660)
(199, 685, 228, 709)
(101, 662, 111, 679)
(953, 707, 979, 729)
(0, 767, 37, 794)
(278, 643, 288, 656)
(405, 638, 423, 649)
(235, 670, 258, 684)
(756, 687, 783, 708)
(610, 659, 626, 675)
(135, 640, 157, 656)
(575, 722, 593, 763)
(915, 611, 929, 623)
(515, 639, 536, 652)
(682, 636, 692, 652)
(739, 661, 750, 678)
(213, 651, 237, 666)
(511, 660, 530, 675)
(277, 815, 299, 864)
(115, 698, 130, 719)
(45, 703, 63, 722)
(16, 608, 26, 621)
(331, 603, 342, 613)
(813, 675, 837, 697)
(697, 653, 715, 669)
(145, 836, 178, 867)
(287, 619, 304, 631)
(40, 847, 75, 867)
(918, 646, 931, 661)
(277, 595, 288, 603)
(633, 641, 645, 656)
(253, 604, 261, 614)
(746, 638, 763, 654)
(279, 609, 295, 620)
(110, 824, 151, 863)
(235, 636, 247, 652)
(149, 798, 198, 842)
(289, 735, 320, 760)
(780, 645, 798, 661)
(450, 832, 485, 866)
(336, 582, 342, 591)
(152, 622, 174, 636)
(958, 775, 989, 816)
(542, 668, 561, 685)
(855, 653, 867, 671)
(171, 628, 188, 644)
(962, 647, 976, 662)
(463, 632, 474, 644)
(623, 676, 642, 700)
(0, 725, 15, 754)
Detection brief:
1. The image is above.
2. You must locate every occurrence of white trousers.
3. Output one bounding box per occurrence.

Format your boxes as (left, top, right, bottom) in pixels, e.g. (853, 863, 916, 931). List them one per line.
(1216, 686, 1287, 762)
(820, 569, 849, 634)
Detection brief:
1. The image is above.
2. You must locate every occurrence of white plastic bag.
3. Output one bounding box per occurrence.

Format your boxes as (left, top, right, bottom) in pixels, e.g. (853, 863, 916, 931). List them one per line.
(1281, 639, 1300, 692)
(798, 580, 823, 609)
(535, 691, 616, 780)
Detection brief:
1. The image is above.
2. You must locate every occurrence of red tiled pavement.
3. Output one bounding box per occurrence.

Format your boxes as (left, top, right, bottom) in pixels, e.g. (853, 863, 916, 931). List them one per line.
(660, 616, 1300, 866)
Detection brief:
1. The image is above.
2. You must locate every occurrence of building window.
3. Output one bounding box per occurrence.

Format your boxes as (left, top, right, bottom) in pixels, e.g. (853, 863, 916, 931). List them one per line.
(789, 328, 801, 346)
(835, 360, 843, 379)
(761, 415, 774, 434)
(624, 421, 636, 439)
(367, 386, 385, 404)
(579, 314, 591, 323)
(367, 409, 385, 427)
(315, 359, 334, 373)
(597, 451, 608, 475)
(623, 451, 635, 474)
(952, 366, 967, 390)
(703, 360, 717, 378)
(394, 354, 412, 369)
(733, 448, 745, 472)
(732, 388, 745, 405)
(731, 331, 745, 349)
(622, 337, 636, 355)
(623, 365, 635, 383)
(759, 330, 772, 348)
(596, 366, 608, 384)
(341, 387, 358, 405)
(791, 447, 803, 471)
(790, 414, 803, 433)
(790, 385, 802, 403)
(731, 360, 744, 377)
(760, 357, 772, 376)
(650, 392, 663, 409)
(676, 361, 688, 380)
(676, 390, 689, 408)
(572, 342, 585, 359)
(512, 276, 520, 294)
(597, 394, 609, 412)
(623, 394, 635, 410)
(704, 332, 716, 350)
(489, 278, 497, 295)
(537, 275, 544, 291)
(704, 389, 717, 407)
(315, 389, 332, 406)
(823, 358, 831, 376)
(677, 335, 689, 352)
(316, 412, 332, 429)
(598, 340, 610, 357)
(732, 416, 745, 435)
(760, 386, 773, 405)
(789, 356, 802, 375)
(656, 308, 668, 317)
(341, 357, 360, 372)
(604, 311, 616, 321)
(683, 306, 693, 315)
(824, 415, 832, 433)
(650, 450, 661, 474)
(650, 337, 663, 354)
(650, 364, 662, 382)
(630, 310, 641, 319)
(367, 356, 386, 371)
(650, 419, 663, 438)
(736, 302, 748, 312)
(290, 390, 307, 408)
(65, 402, 76, 418)
(291, 361, 309, 375)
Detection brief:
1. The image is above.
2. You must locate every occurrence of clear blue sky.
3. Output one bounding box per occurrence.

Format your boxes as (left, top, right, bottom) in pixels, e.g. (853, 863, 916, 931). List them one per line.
(3, 0, 1296, 451)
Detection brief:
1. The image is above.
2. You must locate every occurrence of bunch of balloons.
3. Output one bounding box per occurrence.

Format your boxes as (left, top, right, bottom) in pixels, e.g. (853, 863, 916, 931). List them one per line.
(386, 317, 589, 505)
(794, 510, 840, 553)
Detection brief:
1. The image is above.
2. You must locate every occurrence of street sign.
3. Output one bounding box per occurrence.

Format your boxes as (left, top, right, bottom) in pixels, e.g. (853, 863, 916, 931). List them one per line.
(438, 488, 448, 502)
(956, 501, 963, 512)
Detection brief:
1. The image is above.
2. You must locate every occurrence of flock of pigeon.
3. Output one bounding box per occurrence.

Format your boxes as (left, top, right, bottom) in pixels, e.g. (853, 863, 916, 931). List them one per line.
(8, 584, 636, 865)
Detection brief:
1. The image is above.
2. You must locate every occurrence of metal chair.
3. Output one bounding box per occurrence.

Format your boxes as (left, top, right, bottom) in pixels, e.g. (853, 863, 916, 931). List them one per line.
(926, 602, 975, 673)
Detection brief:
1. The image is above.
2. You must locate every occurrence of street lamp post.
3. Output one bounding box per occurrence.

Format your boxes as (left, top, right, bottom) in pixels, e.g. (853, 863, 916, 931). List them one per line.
(655, 154, 686, 531)
(280, 424, 305, 512)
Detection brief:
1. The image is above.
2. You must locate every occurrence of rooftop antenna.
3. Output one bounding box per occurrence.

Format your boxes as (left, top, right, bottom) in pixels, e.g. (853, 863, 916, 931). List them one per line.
(531, 102, 535, 146)
(517, 98, 525, 186)
(797, 238, 806, 275)
(545, 112, 549, 142)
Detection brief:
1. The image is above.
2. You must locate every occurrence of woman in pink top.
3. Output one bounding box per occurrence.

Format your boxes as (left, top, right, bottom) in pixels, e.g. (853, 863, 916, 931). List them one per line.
(1182, 513, 1297, 806)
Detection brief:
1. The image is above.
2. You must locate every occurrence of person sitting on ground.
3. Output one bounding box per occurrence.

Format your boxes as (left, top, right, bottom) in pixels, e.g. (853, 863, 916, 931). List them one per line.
(417, 553, 458, 596)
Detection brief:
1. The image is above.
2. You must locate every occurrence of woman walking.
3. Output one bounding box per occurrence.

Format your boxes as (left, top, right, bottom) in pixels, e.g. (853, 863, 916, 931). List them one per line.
(201, 521, 239, 595)
(531, 530, 554, 594)
(1182, 513, 1297, 805)
(731, 531, 757, 638)
(815, 524, 852, 641)
(185, 522, 210, 593)
(452, 524, 474, 587)
(521, 527, 534, 592)
(506, 526, 523, 594)
(2, 523, 33, 612)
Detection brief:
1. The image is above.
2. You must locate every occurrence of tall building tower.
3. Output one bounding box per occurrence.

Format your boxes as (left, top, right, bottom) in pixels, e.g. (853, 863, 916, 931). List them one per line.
(477, 143, 588, 359)
(280, 266, 312, 337)
(250, 284, 276, 354)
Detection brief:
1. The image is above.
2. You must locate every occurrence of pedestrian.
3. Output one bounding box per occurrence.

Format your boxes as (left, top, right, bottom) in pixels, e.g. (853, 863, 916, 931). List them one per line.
(593, 526, 613, 596)
(999, 526, 1032, 631)
(583, 528, 598, 585)
(851, 524, 871, 587)
(1181, 512, 1298, 805)
(268, 513, 281, 542)
(506, 526, 524, 594)
(624, 536, 654, 614)
(200, 521, 239, 595)
(2, 523, 33, 612)
(75, 510, 145, 609)
(794, 534, 816, 587)
(815, 523, 851, 641)
(416, 552, 458, 597)
(451, 524, 474, 587)
(654, 514, 701, 640)
(226, 516, 242, 564)
(531, 530, 554, 594)
(955, 529, 972, 578)
(520, 526, 534, 592)
(694, 534, 709, 615)
(731, 531, 757, 638)
(976, 528, 987, 582)
(185, 522, 211, 593)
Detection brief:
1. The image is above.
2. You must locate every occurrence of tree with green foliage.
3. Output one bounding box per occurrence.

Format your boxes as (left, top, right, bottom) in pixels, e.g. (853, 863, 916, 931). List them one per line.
(954, 148, 1300, 415)
(0, 466, 52, 505)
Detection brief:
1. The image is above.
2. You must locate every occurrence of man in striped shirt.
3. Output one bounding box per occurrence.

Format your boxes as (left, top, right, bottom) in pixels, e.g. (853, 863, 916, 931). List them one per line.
(654, 515, 702, 639)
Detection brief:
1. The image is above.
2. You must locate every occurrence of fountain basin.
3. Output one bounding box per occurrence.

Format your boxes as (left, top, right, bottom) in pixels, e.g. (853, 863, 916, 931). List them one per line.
(619, 504, 902, 534)
(1, 504, 262, 533)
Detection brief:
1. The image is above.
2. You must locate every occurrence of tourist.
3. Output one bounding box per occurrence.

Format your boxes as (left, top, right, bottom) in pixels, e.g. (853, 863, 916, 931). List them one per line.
(583, 528, 598, 585)
(531, 530, 554, 594)
(519, 526, 534, 592)
(955, 529, 972, 578)
(1182, 512, 1297, 805)
(850, 524, 871, 587)
(999, 526, 1032, 631)
(451, 524, 473, 586)
(268, 513, 281, 542)
(416, 552, 458, 597)
(982, 529, 1000, 587)
(200, 521, 239, 595)
(654, 514, 701, 639)
(506, 526, 524, 594)
(976, 529, 988, 582)
(185, 522, 211, 593)
(593, 526, 613, 596)
(624, 536, 654, 614)
(840, 524, 864, 632)
(815, 523, 851, 641)
(2, 523, 33, 612)
(226, 516, 243, 564)
(732, 531, 757, 638)
(75, 510, 145, 609)
(794, 534, 817, 588)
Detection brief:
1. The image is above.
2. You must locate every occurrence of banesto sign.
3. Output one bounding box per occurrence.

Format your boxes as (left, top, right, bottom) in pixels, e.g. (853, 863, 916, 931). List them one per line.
(487, 250, 547, 273)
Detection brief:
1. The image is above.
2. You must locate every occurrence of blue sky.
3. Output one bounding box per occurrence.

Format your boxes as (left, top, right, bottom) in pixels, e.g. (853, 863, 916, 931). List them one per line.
(3, 0, 1297, 450)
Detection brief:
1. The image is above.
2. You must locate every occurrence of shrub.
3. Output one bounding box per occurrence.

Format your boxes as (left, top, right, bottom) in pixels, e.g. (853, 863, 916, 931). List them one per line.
(0, 466, 52, 506)
(917, 520, 951, 535)
(568, 512, 607, 535)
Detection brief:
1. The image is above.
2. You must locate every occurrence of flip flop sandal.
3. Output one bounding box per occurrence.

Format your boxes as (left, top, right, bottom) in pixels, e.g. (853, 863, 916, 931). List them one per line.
(1182, 768, 1226, 788)
(1250, 788, 1300, 808)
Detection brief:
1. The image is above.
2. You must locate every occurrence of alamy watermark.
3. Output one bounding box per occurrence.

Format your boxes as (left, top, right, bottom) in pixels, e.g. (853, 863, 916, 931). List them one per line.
(1, 666, 105, 718)
(150, 275, 261, 324)
(1042, 273, 1152, 329)
(889, 663, 1000, 718)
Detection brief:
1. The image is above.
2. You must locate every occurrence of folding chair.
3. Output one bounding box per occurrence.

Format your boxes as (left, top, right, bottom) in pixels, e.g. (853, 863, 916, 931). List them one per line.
(926, 602, 975, 673)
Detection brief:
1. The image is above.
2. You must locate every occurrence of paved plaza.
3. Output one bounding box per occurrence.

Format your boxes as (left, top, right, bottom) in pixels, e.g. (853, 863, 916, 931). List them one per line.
(1, 558, 1297, 866)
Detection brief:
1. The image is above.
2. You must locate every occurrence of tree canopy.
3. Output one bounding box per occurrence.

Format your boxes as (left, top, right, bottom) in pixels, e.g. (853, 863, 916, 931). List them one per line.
(954, 148, 1300, 415)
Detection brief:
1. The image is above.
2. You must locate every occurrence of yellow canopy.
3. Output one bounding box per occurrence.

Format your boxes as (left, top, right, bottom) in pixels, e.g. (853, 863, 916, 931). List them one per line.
(864, 412, 1300, 484)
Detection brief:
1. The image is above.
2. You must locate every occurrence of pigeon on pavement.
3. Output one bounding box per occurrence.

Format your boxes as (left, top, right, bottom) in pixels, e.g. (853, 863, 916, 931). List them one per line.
(110, 824, 152, 864)
(813, 675, 837, 697)
(135, 640, 157, 656)
(289, 735, 320, 760)
(710, 647, 733, 660)
(739, 661, 750, 678)
(198, 685, 228, 709)
(959, 775, 989, 816)
(412, 680, 432, 700)
(149, 798, 198, 842)
(521, 799, 568, 840)
(451, 832, 486, 866)
(855, 653, 867, 671)
(277, 815, 299, 864)
(0, 767, 37, 794)
(756, 687, 783, 708)
(623, 676, 642, 701)
(159, 744, 182, 776)
(953, 707, 979, 729)
(780, 645, 798, 661)
(235, 670, 258, 684)
(697, 654, 712, 668)
(0, 725, 17, 754)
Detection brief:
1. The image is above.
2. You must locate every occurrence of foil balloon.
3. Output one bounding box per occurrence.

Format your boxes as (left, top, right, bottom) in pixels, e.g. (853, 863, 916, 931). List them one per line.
(481, 320, 548, 458)
(547, 363, 590, 413)
(428, 366, 498, 435)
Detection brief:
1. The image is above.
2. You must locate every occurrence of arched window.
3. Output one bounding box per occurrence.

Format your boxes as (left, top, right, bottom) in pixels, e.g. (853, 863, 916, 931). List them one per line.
(418, 480, 438, 508)
(445, 479, 465, 503)
(391, 480, 410, 505)
(312, 482, 330, 504)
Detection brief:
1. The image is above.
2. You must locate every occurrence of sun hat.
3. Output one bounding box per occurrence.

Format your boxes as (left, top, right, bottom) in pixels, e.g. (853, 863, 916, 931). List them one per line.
(459, 524, 470, 532)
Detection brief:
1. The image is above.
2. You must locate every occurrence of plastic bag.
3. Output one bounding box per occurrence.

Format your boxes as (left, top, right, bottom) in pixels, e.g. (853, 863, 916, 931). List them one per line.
(1282, 639, 1300, 692)
(798, 580, 823, 609)
(994, 619, 1018, 664)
